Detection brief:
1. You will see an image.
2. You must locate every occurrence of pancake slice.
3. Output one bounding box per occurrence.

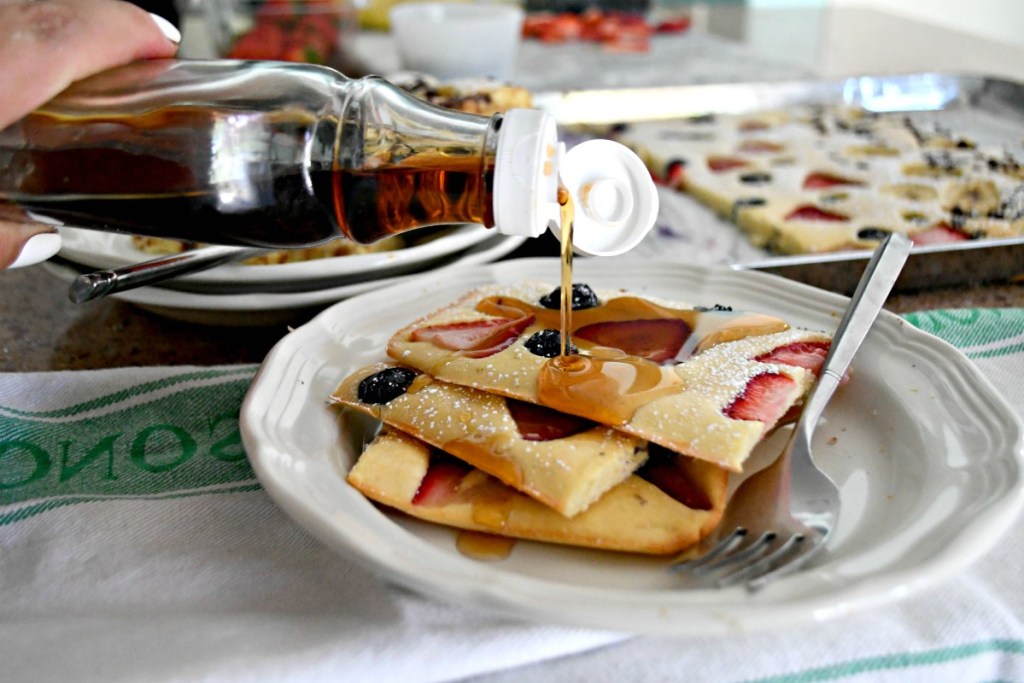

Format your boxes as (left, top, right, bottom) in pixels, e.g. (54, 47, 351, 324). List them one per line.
(347, 427, 727, 555)
(386, 281, 830, 471)
(332, 363, 649, 518)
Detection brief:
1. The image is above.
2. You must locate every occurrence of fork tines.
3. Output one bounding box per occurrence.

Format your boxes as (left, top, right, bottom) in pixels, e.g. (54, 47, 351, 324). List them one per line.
(673, 527, 827, 591)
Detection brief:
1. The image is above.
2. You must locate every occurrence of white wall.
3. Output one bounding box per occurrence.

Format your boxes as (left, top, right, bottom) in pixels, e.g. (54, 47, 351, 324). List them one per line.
(733, 0, 1024, 79)
(829, 0, 1024, 48)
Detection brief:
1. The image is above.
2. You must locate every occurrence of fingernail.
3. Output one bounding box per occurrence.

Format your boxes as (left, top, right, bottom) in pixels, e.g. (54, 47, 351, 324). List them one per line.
(9, 231, 62, 269)
(149, 12, 181, 44)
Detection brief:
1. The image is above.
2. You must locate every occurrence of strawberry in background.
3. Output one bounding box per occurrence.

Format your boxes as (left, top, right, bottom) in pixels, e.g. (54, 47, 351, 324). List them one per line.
(522, 8, 690, 53)
(227, 0, 348, 65)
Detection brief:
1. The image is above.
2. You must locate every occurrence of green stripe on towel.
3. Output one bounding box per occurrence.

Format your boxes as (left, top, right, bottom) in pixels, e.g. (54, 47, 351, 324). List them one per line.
(0, 368, 260, 523)
(903, 308, 1024, 361)
(744, 638, 1024, 683)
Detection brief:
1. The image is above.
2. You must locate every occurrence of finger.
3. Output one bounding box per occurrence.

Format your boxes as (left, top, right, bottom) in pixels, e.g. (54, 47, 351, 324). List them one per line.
(0, 223, 60, 270)
(0, 0, 180, 129)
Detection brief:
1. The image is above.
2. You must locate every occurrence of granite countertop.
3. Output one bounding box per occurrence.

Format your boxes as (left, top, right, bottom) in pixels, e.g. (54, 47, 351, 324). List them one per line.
(3, 237, 1024, 373)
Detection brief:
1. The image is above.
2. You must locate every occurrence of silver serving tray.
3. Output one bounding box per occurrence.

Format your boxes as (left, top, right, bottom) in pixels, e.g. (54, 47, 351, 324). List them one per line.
(535, 73, 1024, 293)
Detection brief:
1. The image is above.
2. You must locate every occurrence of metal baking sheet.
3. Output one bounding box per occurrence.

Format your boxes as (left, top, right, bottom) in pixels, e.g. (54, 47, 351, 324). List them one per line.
(535, 73, 1024, 293)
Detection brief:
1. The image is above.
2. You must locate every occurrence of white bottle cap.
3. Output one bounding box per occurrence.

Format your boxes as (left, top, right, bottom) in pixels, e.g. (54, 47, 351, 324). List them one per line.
(493, 110, 658, 256)
(493, 109, 561, 240)
(558, 139, 659, 256)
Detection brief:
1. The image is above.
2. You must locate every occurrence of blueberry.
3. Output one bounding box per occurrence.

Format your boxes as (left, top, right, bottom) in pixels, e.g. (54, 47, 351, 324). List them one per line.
(357, 367, 419, 404)
(731, 197, 766, 221)
(539, 283, 599, 310)
(739, 171, 772, 184)
(689, 113, 716, 124)
(733, 197, 766, 208)
(856, 227, 890, 241)
(949, 208, 967, 229)
(524, 329, 576, 358)
(820, 192, 849, 204)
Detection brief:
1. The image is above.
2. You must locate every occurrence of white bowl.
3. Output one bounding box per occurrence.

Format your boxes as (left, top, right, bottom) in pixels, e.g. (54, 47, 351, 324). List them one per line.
(389, 2, 524, 80)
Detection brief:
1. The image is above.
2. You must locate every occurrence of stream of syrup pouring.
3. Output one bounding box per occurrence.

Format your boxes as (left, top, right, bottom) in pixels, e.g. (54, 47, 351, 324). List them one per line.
(557, 185, 575, 361)
(455, 185, 577, 562)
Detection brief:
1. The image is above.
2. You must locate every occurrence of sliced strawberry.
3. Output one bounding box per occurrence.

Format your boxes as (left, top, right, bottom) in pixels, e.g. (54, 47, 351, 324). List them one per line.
(784, 204, 849, 222)
(577, 8, 605, 40)
(637, 446, 712, 511)
(281, 43, 324, 64)
(297, 13, 339, 42)
(523, 13, 582, 42)
(755, 341, 830, 375)
(910, 223, 971, 245)
(664, 159, 686, 187)
(655, 16, 692, 33)
(411, 315, 534, 358)
(575, 319, 692, 364)
(724, 372, 798, 434)
(524, 10, 670, 47)
(411, 318, 506, 348)
(803, 172, 864, 189)
(412, 453, 472, 506)
(708, 155, 750, 173)
(599, 17, 653, 41)
(227, 23, 286, 60)
(506, 398, 595, 441)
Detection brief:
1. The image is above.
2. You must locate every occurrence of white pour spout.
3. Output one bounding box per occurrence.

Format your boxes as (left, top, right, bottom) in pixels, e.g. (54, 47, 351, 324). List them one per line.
(493, 109, 658, 256)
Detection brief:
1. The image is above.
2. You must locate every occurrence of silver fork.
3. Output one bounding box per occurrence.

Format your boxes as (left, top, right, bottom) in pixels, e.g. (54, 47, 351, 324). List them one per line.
(67, 244, 268, 303)
(673, 233, 912, 591)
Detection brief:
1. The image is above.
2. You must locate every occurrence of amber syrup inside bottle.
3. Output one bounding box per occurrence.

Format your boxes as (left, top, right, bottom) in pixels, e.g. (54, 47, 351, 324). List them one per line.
(5, 109, 497, 248)
(326, 151, 495, 244)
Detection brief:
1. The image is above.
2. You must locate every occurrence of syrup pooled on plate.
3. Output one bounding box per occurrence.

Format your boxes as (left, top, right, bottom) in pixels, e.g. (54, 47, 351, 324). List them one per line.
(456, 531, 515, 561)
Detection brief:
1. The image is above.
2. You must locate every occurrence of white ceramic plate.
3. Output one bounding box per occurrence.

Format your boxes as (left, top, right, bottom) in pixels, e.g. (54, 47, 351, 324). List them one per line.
(239, 258, 1024, 635)
(56, 224, 494, 293)
(43, 235, 525, 326)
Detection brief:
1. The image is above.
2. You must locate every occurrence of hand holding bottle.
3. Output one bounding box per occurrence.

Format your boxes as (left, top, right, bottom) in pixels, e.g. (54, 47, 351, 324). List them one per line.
(0, 0, 180, 269)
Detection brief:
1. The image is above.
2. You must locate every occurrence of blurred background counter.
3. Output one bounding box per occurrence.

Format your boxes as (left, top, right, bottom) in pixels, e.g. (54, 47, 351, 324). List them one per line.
(178, 1, 1024, 84)
(4, 0, 1024, 372)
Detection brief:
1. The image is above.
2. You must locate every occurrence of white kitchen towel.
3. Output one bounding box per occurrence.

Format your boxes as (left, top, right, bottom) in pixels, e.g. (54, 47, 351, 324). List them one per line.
(1, 308, 1021, 682)
(0, 365, 622, 682)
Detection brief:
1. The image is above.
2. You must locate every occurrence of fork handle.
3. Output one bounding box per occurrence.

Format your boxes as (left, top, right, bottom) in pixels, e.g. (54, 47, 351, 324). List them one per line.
(68, 245, 268, 303)
(801, 233, 913, 427)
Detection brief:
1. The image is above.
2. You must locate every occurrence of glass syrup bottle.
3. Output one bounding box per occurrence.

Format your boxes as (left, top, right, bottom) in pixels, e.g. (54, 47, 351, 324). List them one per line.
(0, 59, 656, 254)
